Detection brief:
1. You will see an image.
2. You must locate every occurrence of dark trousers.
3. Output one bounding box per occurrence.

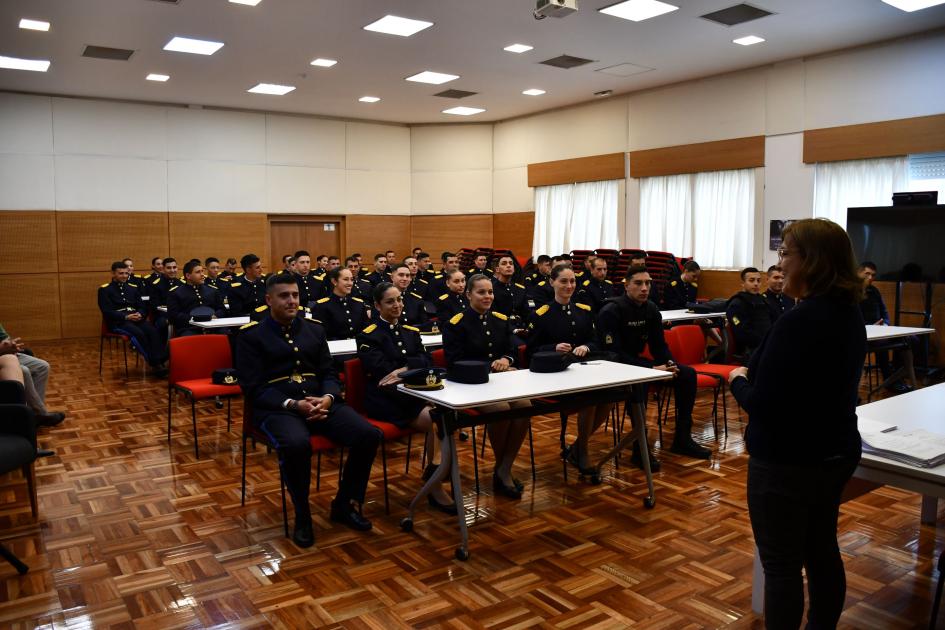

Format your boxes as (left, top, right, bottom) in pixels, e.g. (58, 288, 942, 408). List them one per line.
(748, 453, 860, 629)
(257, 403, 381, 519)
(113, 321, 167, 366)
(629, 363, 697, 447)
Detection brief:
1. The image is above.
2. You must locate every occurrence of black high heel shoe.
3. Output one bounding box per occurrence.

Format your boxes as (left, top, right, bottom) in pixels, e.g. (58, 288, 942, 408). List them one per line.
(492, 473, 523, 499)
(562, 444, 597, 476)
(428, 494, 459, 515)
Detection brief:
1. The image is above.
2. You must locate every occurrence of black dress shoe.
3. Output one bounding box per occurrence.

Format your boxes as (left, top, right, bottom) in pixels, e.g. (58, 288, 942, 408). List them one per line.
(421, 463, 439, 482)
(563, 445, 596, 476)
(330, 500, 372, 531)
(36, 448, 55, 457)
(670, 441, 712, 460)
(630, 449, 661, 472)
(492, 473, 523, 499)
(292, 519, 315, 548)
(36, 412, 65, 427)
(428, 494, 459, 515)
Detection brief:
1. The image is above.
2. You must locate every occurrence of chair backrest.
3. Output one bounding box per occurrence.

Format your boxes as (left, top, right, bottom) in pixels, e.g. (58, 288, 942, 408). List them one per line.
(662, 328, 680, 363)
(168, 335, 233, 385)
(343, 358, 367, 414)
(517, 344, 528, 369)
(670, 324, 708, 365)
(723, 322, 743, 365)
(431, 348, 446, 368)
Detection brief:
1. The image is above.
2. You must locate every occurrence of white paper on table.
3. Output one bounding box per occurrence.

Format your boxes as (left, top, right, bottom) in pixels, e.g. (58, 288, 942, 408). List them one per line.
(858, 417, 897, 434)
(861, 429, 945, 463)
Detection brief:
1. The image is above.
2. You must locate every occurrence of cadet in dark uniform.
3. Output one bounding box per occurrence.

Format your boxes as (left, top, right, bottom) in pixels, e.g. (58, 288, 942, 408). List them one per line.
(141, 257, 163, 303)
(578, 256, 618, 313)
(404, 256, 431, 300)
(599, 266, 712, 468)
(763, 265, 795, 321)
(525, 254, 551, 288)
(204, 257, 231, 307)
(346, 256, 374, 303)
(417, 252, 436, 283)
(121, 257, 144, 292)
(859, 261, 913, 392)
(366, 254, 390, 287)
(228, 253, 269, 320)
(311, 267, 368, 340)
(98, 261, 167, 372)
(357, 282, 455, 512)
(726, 267, 773, 363)
(219, 258, 238, 281)
(292, 250, 323, 308)
(237, 273, 381, 548)
(660, 260, 702, 310)
(167, 260, 227, 336)
(390, 263, 432, 331)
(490, 254, 527, 327)
(466, 253, 492, 279)
(150, 257, 182, 311)
(428, 251, 460, 298)
(435, 270, 468, 323)
(444, 274, 531, 498)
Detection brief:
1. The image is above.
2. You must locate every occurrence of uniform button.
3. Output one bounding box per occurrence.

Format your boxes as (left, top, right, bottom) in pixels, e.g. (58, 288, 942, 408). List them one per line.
(401, 349, 406, 355)
(294, 347, 299, 352)
(397, 341, 403, 346)
(486, 331, 491, 336)
(295, 360, 301, 365)
(488, 342, 492, 347)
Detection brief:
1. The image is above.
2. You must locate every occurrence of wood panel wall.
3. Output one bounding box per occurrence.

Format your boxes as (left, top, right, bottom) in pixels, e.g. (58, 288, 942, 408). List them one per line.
(410, 215, 493, 260)
(697, 270, 743, 301)
(344, 215, 412, 264)
(57, 211, 170, 273)
(493, 212, 535, 260)
(0, 274, 62, 340)
(803, 113, 945, 164)
(170, 213, 270, 271)
(0, 211, 58, 274)
(527, 153, 626, 187)
(629, 136, 765, 178)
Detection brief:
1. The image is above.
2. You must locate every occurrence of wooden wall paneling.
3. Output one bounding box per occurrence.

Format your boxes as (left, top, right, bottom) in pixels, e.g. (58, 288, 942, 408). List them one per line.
(527, 153, 626, 188)
(0, 211, 59, 274)
(409, 215, 493, 261)
(0, 273, 62, 340)
(803, 114, 945, 164)
(57, 211, 169, 274)
(269, 219, 342, 274)
(58, 272, 110, 338)
(344, 215, 411, 263)
(493, 212, 535, 260)
(628, 136, 765, 178)
(697, 270, 742, 301)
(169, 212, 269, 272)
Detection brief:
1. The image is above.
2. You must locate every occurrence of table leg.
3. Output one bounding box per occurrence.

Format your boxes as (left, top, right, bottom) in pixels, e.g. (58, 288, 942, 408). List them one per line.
(752, 546, 764, 614)
(592, 386, 655, 508)
(401, 409, 453, 532)
(448, 411, 470, 561)
(922, 495, 939, 525)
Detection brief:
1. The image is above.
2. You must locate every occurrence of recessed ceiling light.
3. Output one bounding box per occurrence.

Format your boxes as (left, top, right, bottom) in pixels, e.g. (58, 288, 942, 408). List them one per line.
(247, 83, 295, 96)
(359, 96, 381, 103)
(229, 0, 262, 4)
(522, 88, 546, 96)
(19, 18, 50, 31)
(443, 106, 485, 116)
(146, 73, 170, 82)
(363, 15, 433, 37)
(504, 43, 533, 53)
(0, 55, 50, 72)
(881, 0, 945, 10)
(733, 35, 766, 46)
(599, 0, 679, 22)
(310, 58, 337, 67)
(163, 36, 224, 56)
(406, 71, 459, 85)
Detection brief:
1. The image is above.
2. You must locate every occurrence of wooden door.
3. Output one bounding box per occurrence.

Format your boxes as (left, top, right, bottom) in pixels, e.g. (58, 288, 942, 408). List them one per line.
(269, 218, 343, 274)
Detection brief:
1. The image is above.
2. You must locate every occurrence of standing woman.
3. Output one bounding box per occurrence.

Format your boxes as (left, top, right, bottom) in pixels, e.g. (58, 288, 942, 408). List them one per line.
(525, 263, 610, 475)
(357, 283, 456, 513)
(728, 218, 866, 628)
(443, 274, 532, 498)
(311, 267, 368, 340)
(435, 270, 468, 323)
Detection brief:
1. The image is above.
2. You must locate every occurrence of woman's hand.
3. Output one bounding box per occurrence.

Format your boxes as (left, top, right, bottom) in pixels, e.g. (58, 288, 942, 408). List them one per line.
(729, 366, 749, 383)
(555, 343, 572, 353)
(572, 345, 589, 357)
(379, 367, 407, 386)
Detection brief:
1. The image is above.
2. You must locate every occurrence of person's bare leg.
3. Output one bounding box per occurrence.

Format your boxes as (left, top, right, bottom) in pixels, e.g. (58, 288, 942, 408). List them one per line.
(0, 354, 24, 383)
(411, 409, 453, 505)
(496, 417, 529, 484)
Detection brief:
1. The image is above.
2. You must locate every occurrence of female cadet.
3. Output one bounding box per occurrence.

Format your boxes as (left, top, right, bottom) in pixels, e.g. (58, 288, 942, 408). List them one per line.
(435, 269, 468, 323)
(443, 273, 532, 498)
(356, 282, 455, 513)
(526, 263, 611, 475)
(311, 267, 368, 340)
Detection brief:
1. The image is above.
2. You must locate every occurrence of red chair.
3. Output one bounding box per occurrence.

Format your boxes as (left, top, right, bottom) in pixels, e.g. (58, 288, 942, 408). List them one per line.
(99, 320, 131, 377)
(167, 335, 242, 458)
(343, 358, 420, 514)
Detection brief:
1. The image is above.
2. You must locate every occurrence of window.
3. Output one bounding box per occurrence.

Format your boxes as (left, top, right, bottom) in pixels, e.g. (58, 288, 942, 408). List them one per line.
(639, 168, 755, 268)
(907, 151, 945, 199)
(812, 156, 908, 228)
(533, 180, 619, 257)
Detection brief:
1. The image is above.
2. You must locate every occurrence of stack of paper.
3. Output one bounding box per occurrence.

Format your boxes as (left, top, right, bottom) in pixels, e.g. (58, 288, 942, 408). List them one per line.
(861, 429, 945, 468)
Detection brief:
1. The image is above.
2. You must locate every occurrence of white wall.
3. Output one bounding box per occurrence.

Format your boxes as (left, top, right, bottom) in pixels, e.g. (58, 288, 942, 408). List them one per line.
(410, 125, 492, 215)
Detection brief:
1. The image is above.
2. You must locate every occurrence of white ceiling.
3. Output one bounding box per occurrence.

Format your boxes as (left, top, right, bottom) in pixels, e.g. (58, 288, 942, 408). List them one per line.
(1, 0, 944, 124)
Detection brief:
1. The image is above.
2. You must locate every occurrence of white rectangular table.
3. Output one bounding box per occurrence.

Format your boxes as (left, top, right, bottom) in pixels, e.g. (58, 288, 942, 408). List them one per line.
(660, 309, 726, 323)
(864, 325, 934, 400)
(191, 316, 250, 329)
(397, 360, 672, 560)
(327, 334, 443, 357)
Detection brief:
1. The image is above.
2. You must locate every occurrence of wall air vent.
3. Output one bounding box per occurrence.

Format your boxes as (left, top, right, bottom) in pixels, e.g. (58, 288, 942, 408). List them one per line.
(434, 89, 478, 99)
(82, 45, 135, 61)
(539, 54, 595, 69)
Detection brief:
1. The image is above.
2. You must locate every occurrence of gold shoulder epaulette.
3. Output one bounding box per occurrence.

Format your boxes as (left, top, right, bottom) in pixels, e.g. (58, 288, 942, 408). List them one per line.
(169, 285, 179, 292)
(450, 312, 464, 325)
(538, 281, 546, 286)
(491, 311, 508, 321)
(100, 282, 109, 288)
(515, 283, 525, 289)
(152, 278, 161, 285)
(351, 296, 364, 303)
(403, 325, 420, 332)
(468, 268, 476, 273)
(438, 293, 448, 301)
(410, 292, 423, 299)
(230, 282, 242, 287)
(254, 305, 268, 312)
(236, 273, 245, 278)
(605, 279, 613, 284)
(536, 304, 550, 316)
(316, 297, 330, 304)
(671, 280, 678, 286)
(310, 318, 323, 324)
(362, 323, 377, 334)
(419, 279, 429, 284)
(240, 321, 259, 330)
(206, 284, 217, 289)
(434, 274, 443, 279)
(692, 282, 698, 287)
(576, 302, 592, 311)
(582, 279, 590, 286)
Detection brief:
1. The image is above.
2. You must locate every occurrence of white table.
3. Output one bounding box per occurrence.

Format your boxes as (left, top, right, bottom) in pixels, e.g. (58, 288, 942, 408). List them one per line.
(191, 316, 250, 329)
(397, 360, 672, 560)
(865, 324, 934, 341)
(864, 325, 935, 400)
(327, 334, 443, 357)
(660, 309, 726, 323)
(751, 382, 945, 614)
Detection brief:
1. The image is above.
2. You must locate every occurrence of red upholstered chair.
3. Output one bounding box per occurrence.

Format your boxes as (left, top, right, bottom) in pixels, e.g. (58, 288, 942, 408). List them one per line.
(167, 335, 242, 458)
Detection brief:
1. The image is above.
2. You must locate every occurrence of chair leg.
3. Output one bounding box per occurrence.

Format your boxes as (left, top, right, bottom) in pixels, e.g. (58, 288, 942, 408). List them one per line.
(931, 550, 945, 630)
(0, 544, 28, 575)
(98, 335, 105, 375)
(191, 397, 199, 459)
(24, 462, 37, 519)
(721, 383, 729, 437)
(316, 451, 322, 491)
(338, 448, 345, 483)
(167, 387, 173, 444)
(471, 426, 480, 495)
(226, 397, 232, 432)
(122, 340, 129, 378)
(560, 412, 569, 483)
(404, 433, 413, 475)
(380, 442, 390, 515)
(279, 466, 289, 539)
(240, 434, 248, 506)
(528, 421, 537, 483)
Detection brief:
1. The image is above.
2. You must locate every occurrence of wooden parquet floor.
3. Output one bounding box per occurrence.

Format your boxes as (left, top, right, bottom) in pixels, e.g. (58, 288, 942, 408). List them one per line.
(0, 338, 942, 628)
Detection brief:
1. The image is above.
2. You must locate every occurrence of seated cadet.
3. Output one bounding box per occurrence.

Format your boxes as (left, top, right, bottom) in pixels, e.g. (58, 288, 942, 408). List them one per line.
(0, 324, 67, 426)
(391, 263, 432, 331)
(204, 257, 231, 305)
(435, 270, 469, 323)
(445, 274, 532, 498)
(315, 255, 330, 274)
(237, 273, 381, 547)
(763, 264, 795, 321)
(383, 250, 397, 275)
(490, 254, 527, 328)
(351, 253, 369, 280)
(404, 256, 431, 299)
(661, 260, 701, 310)
(346, 256, 374, 303)
(428, 251, 460, 297)
(98, 261, 167, 373)
(526, 255, 557, 308)
(228, 253, 268, 320)
(599, 266, 712, 468)
(143, 256, 163, 287)
(726, 267, 773, 363)
(167, 260, 227, 336)
(859, 261, 913, 393)
(219, 257, 238, 281)
(577, 254, 596, 281)
(357, 282, 456, 513)
(311, 267, 368, 340)
(526, 254, 552, 288)
(412, 247, 422, 258)
(121, 257, 144, 290)
(366, 253, 389, 287)
(525, 263, 609, 477)
(417, 252, 435, 282)
(578, 256, 617, 313)
(327, 256, 341, 271)
(292, 250, 323, 308)
(150, 257, 182, 335)
(282, 255, 296, 274)
(466, 253, 491, 279)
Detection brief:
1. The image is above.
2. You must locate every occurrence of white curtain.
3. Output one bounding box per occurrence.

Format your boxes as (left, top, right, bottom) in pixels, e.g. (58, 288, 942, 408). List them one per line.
(533, 180, 619, 257)
(639, 168, 755, 268)
(813, 156, 909, 228)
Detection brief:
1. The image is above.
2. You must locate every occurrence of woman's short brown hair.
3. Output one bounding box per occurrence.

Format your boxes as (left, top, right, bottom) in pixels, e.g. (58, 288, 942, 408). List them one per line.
(781, 218, 864, 305)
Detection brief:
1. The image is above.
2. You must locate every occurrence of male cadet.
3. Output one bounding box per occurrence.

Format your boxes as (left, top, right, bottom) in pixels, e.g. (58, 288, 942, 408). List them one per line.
(763, 264, 794, 321)
(412, 247, 422, 258)
(351, 253, 369, 279)
(98, 261, 167, 373)
(229, 254, 269, 320)
(526, 254, 552, 287)
(366, 254, 389, 286)
(346, 256, 373, 302)
(150, 257, 183, 332)
(167, 260, 227, 336)
(121, 258, 143, 288)
(204, 257, 231, 305)
(859, 261, 913, 393)
(417, 252, 435, 282)
(726, 267, 772, 363)
(292, 250, 323, 308)
(467, 253, 492, 279)
(237, 273, 381, 547)
(578, 256, 618, 313)
(660, 260, 701, 310)
(491, 254, 527, 326)
(403, 255, 430, 299)
(384, 250, 397, 274)
(598, 266, 712, 467)
(327, 256, 341, 271)
(220, 258, 238, 281)
(528, 255, 564, 308)
(428, 251, 460, 297)
(392, 263, 432, 330)
(282, 255, 296, 274)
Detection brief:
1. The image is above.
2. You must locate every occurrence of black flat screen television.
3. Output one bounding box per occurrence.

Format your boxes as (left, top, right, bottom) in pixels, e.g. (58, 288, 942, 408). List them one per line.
(846, 204, 945, 283)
